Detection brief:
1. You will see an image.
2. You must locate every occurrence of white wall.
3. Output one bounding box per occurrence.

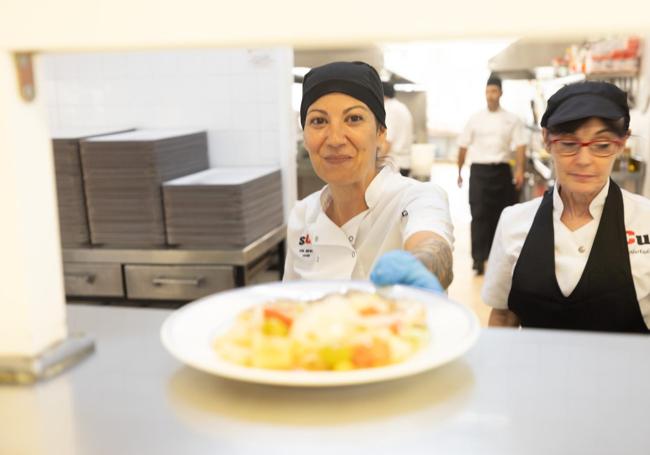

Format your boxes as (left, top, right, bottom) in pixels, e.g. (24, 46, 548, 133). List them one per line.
(37, 48, 297, 218)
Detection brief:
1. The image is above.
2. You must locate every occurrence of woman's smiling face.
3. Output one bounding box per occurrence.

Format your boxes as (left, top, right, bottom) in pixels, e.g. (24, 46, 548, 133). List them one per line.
(303, 92, 386, 189)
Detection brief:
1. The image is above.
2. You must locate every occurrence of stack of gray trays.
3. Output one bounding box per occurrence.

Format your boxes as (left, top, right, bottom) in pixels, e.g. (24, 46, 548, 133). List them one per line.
(81, 130, 209, 247)
(163, 167, 283, 248)
(51, 129, 134, 247)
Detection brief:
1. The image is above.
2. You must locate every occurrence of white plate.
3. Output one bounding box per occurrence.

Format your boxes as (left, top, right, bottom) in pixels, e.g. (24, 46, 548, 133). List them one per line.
(160, 281, 480, 387)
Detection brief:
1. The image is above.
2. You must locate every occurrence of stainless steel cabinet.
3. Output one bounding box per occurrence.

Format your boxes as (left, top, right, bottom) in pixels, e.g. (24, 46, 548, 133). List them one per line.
(62, 225, 286, 302)
(64, 262, 124, 297)
(124, 264, 234, 300)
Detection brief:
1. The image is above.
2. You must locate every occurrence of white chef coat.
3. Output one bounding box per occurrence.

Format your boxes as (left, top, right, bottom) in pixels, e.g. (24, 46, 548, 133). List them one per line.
(482, 183, 650, 329)
(457, 108, 527, 164)
(283, 166, 453, 281)
(384, 97, 414, 169)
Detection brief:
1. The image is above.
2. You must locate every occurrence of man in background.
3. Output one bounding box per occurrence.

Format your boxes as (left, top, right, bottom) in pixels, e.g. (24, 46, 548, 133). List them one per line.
(382, 81, 414, 176)
(457, 75, 527, 275)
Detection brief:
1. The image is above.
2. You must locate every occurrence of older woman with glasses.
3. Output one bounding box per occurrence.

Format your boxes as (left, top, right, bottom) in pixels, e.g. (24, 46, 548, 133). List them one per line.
(482, 81, 650, 333)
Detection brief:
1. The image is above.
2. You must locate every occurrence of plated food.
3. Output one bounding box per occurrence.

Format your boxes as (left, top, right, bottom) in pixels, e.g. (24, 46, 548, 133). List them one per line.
(161, 281, 479, 386)
(213, 291, 430, 371)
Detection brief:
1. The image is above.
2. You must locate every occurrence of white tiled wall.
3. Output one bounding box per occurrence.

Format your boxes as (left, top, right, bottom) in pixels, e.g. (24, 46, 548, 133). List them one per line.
(37, 47, 297, 217)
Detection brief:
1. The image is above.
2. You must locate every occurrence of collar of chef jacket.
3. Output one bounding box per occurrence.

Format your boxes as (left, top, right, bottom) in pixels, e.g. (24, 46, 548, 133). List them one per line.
(552, 180, 608, 223)
(309, 166, 393, 246)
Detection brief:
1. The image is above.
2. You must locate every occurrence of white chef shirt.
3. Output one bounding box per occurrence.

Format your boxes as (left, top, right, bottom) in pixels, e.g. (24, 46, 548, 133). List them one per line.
(482, 183, 650, 329)
(457, 108, 527, 164)
(284, 166, 453, 281)
(384, 97, 414, 169)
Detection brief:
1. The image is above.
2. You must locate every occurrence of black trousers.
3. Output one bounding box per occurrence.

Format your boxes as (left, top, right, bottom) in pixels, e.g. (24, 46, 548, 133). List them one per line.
(469, 163, 516, 263)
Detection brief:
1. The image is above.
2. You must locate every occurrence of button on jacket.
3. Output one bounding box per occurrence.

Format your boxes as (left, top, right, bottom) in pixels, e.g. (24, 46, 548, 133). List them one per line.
(284, 166, 453, 281)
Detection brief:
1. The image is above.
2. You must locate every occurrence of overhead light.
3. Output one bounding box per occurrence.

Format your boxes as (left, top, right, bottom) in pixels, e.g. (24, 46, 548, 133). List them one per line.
(393, 83, 425, 92)
(292, 67, 311, 77)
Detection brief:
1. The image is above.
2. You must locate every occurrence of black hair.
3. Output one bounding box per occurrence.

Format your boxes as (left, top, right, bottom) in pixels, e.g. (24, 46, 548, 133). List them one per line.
(546, 117, 628, 137)
(487, 73, 502, 90)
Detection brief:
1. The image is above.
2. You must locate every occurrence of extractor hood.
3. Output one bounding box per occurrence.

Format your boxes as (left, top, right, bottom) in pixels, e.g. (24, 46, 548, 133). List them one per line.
(489, 38, 576, 80)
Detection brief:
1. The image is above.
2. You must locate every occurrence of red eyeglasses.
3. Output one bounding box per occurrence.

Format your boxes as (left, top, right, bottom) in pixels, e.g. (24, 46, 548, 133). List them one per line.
(549, 138, 625, 157)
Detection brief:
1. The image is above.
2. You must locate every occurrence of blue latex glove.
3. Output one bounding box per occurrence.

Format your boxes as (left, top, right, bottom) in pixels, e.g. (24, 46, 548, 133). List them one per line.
(370, 250, 443, 293)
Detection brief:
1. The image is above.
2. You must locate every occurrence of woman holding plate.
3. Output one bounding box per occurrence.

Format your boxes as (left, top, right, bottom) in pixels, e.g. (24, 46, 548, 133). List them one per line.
(483, 81, 650, 333)
(283, 61, 453, 292)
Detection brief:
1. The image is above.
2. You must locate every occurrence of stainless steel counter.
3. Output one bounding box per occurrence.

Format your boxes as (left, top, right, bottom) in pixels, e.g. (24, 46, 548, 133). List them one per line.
(1, 304, 649, 454)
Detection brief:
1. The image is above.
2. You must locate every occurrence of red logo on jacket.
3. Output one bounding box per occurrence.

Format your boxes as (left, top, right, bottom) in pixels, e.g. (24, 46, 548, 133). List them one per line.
(299, 234, 312, 246)
(627, 230, 650, 245)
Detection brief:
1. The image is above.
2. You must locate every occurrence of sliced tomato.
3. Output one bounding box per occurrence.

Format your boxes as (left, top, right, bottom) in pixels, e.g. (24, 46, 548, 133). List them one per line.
(351, 345, 374, 368)
(263, 307, 293, 327)
(359, 307, 379, 316)
(351, 339, 390, 368)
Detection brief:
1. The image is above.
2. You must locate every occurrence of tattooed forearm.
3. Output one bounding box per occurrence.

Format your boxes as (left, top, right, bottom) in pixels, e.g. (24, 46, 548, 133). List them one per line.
(409, 236, 454, 289)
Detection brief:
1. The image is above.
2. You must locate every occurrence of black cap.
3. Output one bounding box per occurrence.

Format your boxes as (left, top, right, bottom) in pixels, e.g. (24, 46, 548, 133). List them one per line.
(300, 61, 386, 129)
(541, 81, 630, 129)
(382, 81, 396, 98)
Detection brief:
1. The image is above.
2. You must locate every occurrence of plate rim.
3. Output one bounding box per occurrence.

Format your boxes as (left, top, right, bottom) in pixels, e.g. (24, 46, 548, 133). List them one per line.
(160, 281, 480, 387)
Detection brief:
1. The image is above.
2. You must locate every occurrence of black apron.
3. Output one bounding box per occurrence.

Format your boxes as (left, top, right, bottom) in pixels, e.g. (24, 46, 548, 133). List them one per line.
(469, 163, 515, 263)
(508, 180, 649, 333)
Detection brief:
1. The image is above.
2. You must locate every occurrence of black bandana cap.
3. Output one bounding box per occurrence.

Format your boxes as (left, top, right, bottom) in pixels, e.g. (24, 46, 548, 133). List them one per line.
(541, 81, 630, 129)
(300, 61, 386, 129)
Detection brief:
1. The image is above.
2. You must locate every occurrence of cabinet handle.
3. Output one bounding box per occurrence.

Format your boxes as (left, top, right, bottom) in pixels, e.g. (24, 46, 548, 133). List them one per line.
(152, 276, 203, 287)
(65, 273, 95, 284)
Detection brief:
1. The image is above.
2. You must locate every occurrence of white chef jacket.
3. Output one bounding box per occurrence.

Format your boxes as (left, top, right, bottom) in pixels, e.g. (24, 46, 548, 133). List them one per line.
(284, 166, 453, 281)
(482, 183, 650, 329)
(457, 108, 527, 164)
(385, 98, 414, 169)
